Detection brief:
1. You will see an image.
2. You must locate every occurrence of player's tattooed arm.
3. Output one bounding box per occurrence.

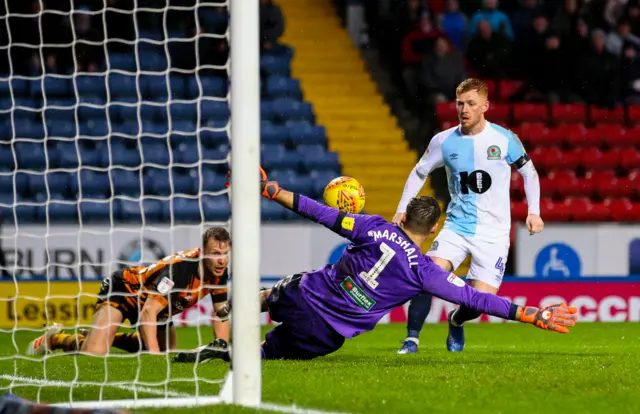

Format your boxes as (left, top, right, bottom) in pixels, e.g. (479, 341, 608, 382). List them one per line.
(139, 297, 166, 353)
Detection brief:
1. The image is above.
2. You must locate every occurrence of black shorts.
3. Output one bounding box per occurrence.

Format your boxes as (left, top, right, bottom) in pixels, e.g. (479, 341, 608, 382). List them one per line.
(96, 271, 142, 325)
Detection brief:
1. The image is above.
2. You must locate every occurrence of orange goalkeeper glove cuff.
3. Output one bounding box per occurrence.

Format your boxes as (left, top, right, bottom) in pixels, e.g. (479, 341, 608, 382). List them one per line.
(224, 167, 281, 199)
(518, 303, 578, 334)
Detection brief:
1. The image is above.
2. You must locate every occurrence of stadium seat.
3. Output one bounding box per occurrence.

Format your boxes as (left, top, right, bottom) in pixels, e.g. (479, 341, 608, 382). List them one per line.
(265, 76, 302, 99)
(590, 105, 625, 124)
(38, 201, 78, 222)
(548, 170, 588, 197)
(515, 123, 548, 147)
(510, 200, 528, 221)
(78, 144, 106, 167)
(105, 144, 141, 167)
(163, 197, 202, 222)
(628, 105, 640, 126)
(108, 73, 137, 97)
(29, 172, 70, 196)
(172, 120, 197, 135)
(145, 168, 171, 195)
(268, 99, 314, 123)
(619, 148, 640, 171)
(170, 101, 197, 122)
(109, 53, 137, 72)
(435, 102, 457, 122)
(261, 122, 288, 144)
(564, 197, 610, 221)
(580, 147, 621, 170)
(540, 198, 570, 222)
(529, 147, 576, 171)
(262, 146, 300, 170)
(301, 149, 340, 173)
(586, 124, 626, 147)
(201, 194, 231, 221)
(79, 198, 114, 222)
(110, 169, 141, 197)
(512, 103, 549, 124)
(141, 139, 171, 165)
(616, 125, 640, 147)
(587, 170, 634, 198)
(139, 52, 168, 72)
(487, 102, 511, 124)
(79, 119, 110, 138)
(270, 169, 312, 195)
(76, 75, 107, 97)
(0, 78, 28, 96)
(188, 76, 227, 98)
(200, 100, 230, 122)
(30, 76, 70, 98)
(260, 54, 292, 76)
(202, 172, 227, 192)
(605, 197, 640, 221)
(14, 121, 45, 139)
(15, 142, 50, 170)
(173, 142, 200, 165)
(287, 122, 327, 145)
(551, 103, 587, 124)
(261, 198, 286, 220)
(510, 170, 524, 199)
(71, 170, 110, 197)
(497, 80, 524, 101)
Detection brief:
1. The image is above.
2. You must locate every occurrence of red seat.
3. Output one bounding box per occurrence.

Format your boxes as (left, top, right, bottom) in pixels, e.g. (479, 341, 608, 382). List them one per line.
(580, 147, 621, 170)
(565, 197, 611, 222)
(510, 170, 524, 199)
(529, 146, 562, 170)
(605, 198, 640, 221)
(618, 126, 640, 147)
(488, 102, 511, 123)
(627, 105, 640, 126)
(540, 198, 570, 222)
(552, 123, 587, 146)
(551, 103, 587, 124)
(513, 103, 549, 124)
(498, 80, 524, 101)
(436, 102, 457, 122)
(517, 122, 548, 147)
(440, 121, 457, 131)
(548, 170, 589, 197)
(484, 79, 497, 99)
(590, 105, 625, 124)
(510, 200, 528, 221)
(620, 149, 640, 170)
(539, 175, 554, 197)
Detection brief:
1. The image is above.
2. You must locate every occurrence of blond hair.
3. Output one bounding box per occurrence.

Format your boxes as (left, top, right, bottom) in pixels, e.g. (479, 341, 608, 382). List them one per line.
(456, 78, 489, 98)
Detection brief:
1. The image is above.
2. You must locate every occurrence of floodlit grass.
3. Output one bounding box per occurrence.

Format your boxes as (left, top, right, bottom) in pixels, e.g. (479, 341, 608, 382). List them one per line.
(1, 323, 639, 413)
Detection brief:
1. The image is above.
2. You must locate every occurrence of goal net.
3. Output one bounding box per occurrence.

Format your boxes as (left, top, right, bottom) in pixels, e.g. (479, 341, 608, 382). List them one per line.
(0, 0, 261, 409)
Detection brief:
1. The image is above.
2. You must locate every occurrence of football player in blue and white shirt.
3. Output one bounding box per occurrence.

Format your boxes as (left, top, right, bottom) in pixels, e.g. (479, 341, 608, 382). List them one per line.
(393, 78, 543, 353)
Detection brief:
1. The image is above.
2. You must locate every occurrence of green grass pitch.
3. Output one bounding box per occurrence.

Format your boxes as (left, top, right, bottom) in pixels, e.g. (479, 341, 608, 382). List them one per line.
(1, 323, 639, 414)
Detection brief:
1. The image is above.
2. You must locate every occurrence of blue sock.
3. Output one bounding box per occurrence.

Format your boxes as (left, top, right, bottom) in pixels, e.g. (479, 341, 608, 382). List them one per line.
(406, 293, 432, 339)
(452, 305, 482, 326)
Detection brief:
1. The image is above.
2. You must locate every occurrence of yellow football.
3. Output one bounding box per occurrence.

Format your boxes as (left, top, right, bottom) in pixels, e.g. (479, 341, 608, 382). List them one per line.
(323, 176, 365, 214)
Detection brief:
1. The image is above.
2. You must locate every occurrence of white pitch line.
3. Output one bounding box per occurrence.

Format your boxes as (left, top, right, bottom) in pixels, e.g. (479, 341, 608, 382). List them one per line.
(0, 375, 191, 398)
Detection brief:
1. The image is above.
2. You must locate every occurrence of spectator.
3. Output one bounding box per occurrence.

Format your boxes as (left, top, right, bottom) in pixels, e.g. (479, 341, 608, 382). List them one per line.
(401, 15, 442, 65)
(260, 0, 285, 51)
(419, 36, 466, 102)
(468, 0, 514, 40)
(606, 20, 640, 56)
(622, 45, 640, 104)
(73, 6, 105, 72)
(466, 19, 513, 79)
(626, 3, 640, 34)
(575, 29, 621, 107)
(438, 0, 467, 51)
(517, 13, 550, 79)
(529, 34, 579, 102)
(512, 0, 541, 41)
(604, 0, 630, 28)
(550, 0, 581, 40)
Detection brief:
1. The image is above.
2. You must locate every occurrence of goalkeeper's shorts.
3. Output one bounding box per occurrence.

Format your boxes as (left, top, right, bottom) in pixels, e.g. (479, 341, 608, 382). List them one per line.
(263, 273, 345, 360)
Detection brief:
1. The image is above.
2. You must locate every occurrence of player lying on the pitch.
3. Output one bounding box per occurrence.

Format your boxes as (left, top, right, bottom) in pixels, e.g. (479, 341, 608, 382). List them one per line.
(26, 227, 232, 356)
(178, 169, 578, 362)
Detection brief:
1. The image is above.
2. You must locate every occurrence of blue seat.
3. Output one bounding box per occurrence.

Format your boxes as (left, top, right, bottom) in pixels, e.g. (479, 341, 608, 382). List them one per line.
(201, 146, 227, 162)
(0, 143, 14, 171)
(300, 148, 340, 173)
(105, 144, 141, 167)
(26, 172, 69, 195)
(199, 100, 229, 122)
(140, 103, 164, 121)
(287, 122, 327, 145)
(56, 141, 79, 168)
(109, 53, 137, 72)
(108, 73, 137, 97)
(14, 121, 45, 139)
(118, 198, 162, 222)
(141, 139, 170, 165)
(14, 97, 42, 110)
(170, 102, 197, 121)
(38, 201, 77, 221)
(188, 76, 227, 98)
(111, 169, 141, 196)
(202, 173, 226, 192)
(260, 198, 285, 220)
(163, 197, 201, 221)
(260, 122, 288, 144)
(75, 75, 107, 97)
(260, 55, 291, 76)
(78, 145, 105, 167)
(197, 7, 228, 28)
(145, 168, 170, 195)
(271, 99, 314, 122)
(80, 198, 113, 222)
(139, 52, 167, 72)
(15, 142, 48, 169)
(12, 108, 37, 122)
(310, 170, 341, 197)
(173, 142, 200, 165)
(266, 76, 302, 99)
(199, 129, 228, 147)
(109, 104, 137, 123)
(141, 120, 169, 136)
(263, 148, 300, 170)
(0, 78, 28, 96)
(79, 119, 109, 137)
(0, 173, 25, 193)
(71, 169, 110, 196)
(169, 132, 195, 146)
(139, 30, 164, 41)
(172, 120, 197, 134)
(31, 76, 70, 97)
(202, 195, 230, 221)
(269, 170, 311, 194)
(111, 121, 139, 136)
(43, 107, 76, 124)
(46, 120, 76, 140)
(78, 105, 108, 122)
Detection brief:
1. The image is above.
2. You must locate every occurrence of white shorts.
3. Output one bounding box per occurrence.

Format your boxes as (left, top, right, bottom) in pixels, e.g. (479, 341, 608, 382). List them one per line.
(426, 228, 509, 289)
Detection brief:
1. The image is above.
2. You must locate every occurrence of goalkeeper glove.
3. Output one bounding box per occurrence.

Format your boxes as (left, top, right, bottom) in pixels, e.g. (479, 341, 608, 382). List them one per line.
(518, 303, 578, 334)
(173, 338, 230, 364)
(224, 167, 281, 199)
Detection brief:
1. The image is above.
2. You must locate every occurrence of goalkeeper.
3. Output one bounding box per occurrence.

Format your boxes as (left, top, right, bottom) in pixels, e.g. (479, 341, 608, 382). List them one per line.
(26, 228, 231, 356)
(176, 169, 578, 362)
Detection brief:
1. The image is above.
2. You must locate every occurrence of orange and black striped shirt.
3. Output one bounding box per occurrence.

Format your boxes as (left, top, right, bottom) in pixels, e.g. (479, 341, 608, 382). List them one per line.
(115, 248, 229, 318)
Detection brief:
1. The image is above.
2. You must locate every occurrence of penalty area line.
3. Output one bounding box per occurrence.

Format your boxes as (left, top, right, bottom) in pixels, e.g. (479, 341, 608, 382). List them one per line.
(0, 374, 191, 398)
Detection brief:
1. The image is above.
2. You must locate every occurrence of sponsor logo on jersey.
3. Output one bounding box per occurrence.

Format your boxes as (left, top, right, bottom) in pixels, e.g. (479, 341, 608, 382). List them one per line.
(487, 145, 501, 160)
(341, 217, 354, 231)
(156, 277, 175, 294)
(429, 241, 439, 251)
(446, 273, 466, 287)
(449, 153, 458, 160)
(341, 276, 376, 311)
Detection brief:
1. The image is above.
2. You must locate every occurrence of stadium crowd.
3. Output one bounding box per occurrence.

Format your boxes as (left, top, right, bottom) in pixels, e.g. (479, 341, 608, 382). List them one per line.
(372, 0, 640, 110)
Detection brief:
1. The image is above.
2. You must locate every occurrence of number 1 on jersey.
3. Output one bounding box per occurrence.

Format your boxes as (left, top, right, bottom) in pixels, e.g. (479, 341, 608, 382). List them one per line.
(359, 242, 396, 289)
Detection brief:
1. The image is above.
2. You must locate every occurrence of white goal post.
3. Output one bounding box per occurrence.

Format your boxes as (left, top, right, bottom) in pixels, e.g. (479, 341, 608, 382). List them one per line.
(0, 0, 261, 409)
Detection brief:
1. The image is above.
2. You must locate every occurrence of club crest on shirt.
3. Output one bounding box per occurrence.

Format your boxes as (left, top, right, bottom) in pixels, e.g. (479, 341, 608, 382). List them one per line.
(429, 241, 439, 251)
(487, 145, 501, 160)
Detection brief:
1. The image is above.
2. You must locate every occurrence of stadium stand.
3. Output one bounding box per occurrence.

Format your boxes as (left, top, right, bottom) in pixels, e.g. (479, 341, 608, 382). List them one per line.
(0, 1, 339, 224)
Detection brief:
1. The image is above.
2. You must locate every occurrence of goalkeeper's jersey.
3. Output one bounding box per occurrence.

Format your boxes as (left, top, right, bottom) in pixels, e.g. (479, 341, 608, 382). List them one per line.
(416, 121, 528, 242)
(115, 248, 229, 318)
